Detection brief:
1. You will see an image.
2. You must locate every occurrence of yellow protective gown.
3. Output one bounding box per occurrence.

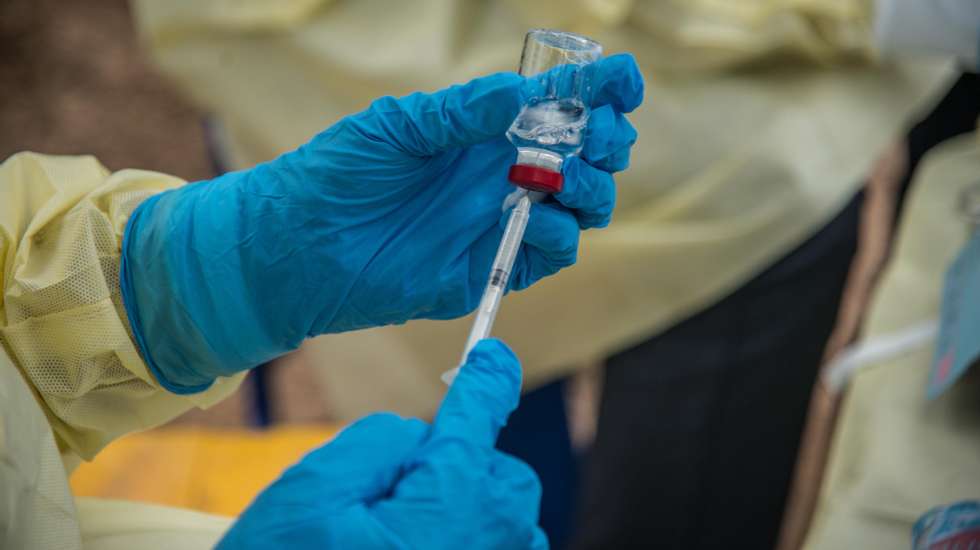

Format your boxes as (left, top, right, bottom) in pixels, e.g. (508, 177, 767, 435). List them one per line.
(0, 153, 242, 549)
(804, 133, 980, 549)
(132, 0, 954, 419)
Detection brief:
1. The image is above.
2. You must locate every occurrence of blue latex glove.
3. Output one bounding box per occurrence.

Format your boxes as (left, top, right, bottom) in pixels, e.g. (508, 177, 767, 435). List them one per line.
(216, 339, 547, 550)
(120, 54, 644, 392)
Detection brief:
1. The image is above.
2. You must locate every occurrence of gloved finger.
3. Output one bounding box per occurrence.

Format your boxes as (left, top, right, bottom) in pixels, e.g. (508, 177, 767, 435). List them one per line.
(355, 54, 641, 157)
(582, 105, 638, 173)
(586, 53, 644, 113)
(359, 72, 526, 157)
(554, 156, 616, 229)
(508, 203, 579, 291)
(540, 54, 643, 113)
(429, 339, 522, 450)
(300, 413, 429, 504)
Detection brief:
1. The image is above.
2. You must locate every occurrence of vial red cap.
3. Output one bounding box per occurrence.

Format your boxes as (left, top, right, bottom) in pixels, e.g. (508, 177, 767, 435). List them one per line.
(508, 164, 564, 193)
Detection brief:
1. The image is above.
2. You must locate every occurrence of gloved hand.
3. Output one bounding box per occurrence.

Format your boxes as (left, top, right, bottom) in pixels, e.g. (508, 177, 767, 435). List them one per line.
(216, 339, 547, 550)
(120, 54, 643, 392)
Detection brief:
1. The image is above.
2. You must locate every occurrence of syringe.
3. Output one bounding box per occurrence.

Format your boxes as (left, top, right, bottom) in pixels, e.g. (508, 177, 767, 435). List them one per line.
(443, 29, 602, 385)
(442, 190, 532, 384)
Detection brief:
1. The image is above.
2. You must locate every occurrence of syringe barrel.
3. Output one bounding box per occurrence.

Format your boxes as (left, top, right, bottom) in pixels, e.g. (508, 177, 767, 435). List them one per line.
(458, 193, 531, 364)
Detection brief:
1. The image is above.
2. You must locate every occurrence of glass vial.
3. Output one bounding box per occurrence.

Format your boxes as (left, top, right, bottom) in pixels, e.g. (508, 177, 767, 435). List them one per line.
(506, 29, 603, 193)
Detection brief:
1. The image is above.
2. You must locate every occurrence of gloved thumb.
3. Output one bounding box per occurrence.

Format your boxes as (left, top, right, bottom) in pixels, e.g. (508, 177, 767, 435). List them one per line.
(364, 72, 526, 156)
(297, 413, 429, 505)
(430, 338, 523, 449)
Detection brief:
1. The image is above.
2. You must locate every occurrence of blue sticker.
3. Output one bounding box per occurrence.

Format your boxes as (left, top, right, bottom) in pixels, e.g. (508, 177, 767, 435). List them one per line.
(929, 230, 980, 399)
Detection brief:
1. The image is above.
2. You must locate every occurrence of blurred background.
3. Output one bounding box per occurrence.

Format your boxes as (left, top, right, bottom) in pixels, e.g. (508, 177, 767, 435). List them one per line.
(0, 0, 211, 180)
(3, 1, 978, 549)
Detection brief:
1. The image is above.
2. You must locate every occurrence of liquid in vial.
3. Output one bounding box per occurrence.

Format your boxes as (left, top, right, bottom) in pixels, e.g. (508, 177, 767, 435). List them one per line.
(507, 97, 588, 158)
